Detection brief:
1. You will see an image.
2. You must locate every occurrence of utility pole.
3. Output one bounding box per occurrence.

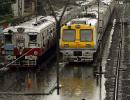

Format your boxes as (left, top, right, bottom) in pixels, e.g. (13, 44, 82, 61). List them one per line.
(56, 0, 70, 95)
(46, 0, 70, 95)
(35, 0, 38, 22)
(98, 0, 100, 34)
(97, 0, 102, 100)
(18, 0, 23, 17)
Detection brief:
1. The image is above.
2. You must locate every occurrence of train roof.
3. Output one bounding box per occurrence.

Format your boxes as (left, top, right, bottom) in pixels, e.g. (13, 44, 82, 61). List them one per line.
(102, 0, 114, 5)
(67, 18, 97, 26)
(80, 0, 95, 6)
(3, 16, 55, 33)
(86, 1, 111, 18)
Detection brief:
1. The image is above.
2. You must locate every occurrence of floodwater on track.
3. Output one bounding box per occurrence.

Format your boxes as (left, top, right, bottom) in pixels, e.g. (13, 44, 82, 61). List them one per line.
(0, 63, 101, 100)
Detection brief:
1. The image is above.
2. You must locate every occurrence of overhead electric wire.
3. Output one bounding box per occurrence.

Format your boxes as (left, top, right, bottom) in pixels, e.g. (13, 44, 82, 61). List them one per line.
(0, 48, 34, 71)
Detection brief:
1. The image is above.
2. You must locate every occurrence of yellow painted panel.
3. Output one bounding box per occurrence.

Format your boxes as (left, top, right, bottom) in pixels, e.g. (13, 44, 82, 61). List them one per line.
(60, 24, 96, 49)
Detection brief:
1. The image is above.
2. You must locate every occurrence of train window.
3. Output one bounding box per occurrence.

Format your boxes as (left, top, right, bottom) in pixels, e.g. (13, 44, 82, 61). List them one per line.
(53, 28, 55, 32)
(72, 21, 86, 24)
(29, 35, 37, 42)
(5, 34, 12, 44)
(85, 14, 97, 18)
(80, 29, 93, 42)
(62, 29, 76, 42)
(66, 7, 72, 11)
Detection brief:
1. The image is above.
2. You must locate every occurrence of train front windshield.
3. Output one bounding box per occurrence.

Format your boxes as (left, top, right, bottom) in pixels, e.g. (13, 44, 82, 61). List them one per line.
(62, 29, 76, 42)
(72, 21, 86, 24)
(80, 29, 93, 42)
(29, 35, 37, 42)
(28, 34, 37, 46)
(4, 34, 12, 44)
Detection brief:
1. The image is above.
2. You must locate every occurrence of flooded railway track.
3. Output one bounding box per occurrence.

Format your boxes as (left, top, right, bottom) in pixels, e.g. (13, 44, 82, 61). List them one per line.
(105, 2, 130, 100)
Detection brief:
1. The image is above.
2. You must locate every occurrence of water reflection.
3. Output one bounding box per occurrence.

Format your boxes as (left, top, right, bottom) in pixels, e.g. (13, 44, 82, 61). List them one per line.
(60, 64, 99, 100)
(0, 64, 57, 93)
(0, 63, 103, 100)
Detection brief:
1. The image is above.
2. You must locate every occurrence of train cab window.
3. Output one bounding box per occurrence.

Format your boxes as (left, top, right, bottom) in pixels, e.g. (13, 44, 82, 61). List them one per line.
(85, 14, 97, 18)
(5, 34, 12, 44)
(62, 29, 76, 42)
(80, 29, 93, 42)
(29, 35, 37, 43)
(72, 21, 86, 24)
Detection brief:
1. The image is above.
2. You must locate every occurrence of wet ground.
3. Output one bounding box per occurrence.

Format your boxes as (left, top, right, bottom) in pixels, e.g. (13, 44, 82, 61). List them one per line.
(0, 63, 99, 100)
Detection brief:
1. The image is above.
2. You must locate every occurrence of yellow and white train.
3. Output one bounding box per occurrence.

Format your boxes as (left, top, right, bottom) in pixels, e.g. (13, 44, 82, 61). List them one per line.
(59, 0, 115, 62)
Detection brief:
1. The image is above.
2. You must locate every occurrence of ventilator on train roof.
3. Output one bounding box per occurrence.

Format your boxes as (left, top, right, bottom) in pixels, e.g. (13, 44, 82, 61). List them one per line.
(67, 18, 97, 26)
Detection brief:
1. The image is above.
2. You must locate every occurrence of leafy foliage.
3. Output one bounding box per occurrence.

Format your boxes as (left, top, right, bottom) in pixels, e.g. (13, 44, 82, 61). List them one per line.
(0, 1, 13, 21)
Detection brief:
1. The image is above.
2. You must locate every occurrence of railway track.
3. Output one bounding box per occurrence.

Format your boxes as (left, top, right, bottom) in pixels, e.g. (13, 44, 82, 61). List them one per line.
(105, 2, 130, 100)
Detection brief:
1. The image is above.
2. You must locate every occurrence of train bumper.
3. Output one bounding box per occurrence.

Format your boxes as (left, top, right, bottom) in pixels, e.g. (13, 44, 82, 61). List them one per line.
(60, 49, 96, 62)
(4, 55, 37, 67)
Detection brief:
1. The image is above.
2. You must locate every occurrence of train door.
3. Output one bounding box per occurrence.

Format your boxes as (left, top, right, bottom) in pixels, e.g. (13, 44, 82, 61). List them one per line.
(41, 31, 45, 49)
(42, 29, 48, 52)
(47, 26, 54, 49)
(0, 34, 4, 55)
(3, 32, 14, 62)
(4, 33, 12, 44)
(28, 33, 37, 47)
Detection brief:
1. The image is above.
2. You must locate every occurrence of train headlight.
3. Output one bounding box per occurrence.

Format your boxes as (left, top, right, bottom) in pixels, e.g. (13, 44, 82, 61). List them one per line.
(83, 52, 89, 56)
(7, 55, 12, 60)
(65, 52, 69, 55)
(65, 51, 71, 56)
(64, 44, 69, 48)
(75, 25, 80, 28)
(86, 44, 91, 48)
(34, 51, 38, 56)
